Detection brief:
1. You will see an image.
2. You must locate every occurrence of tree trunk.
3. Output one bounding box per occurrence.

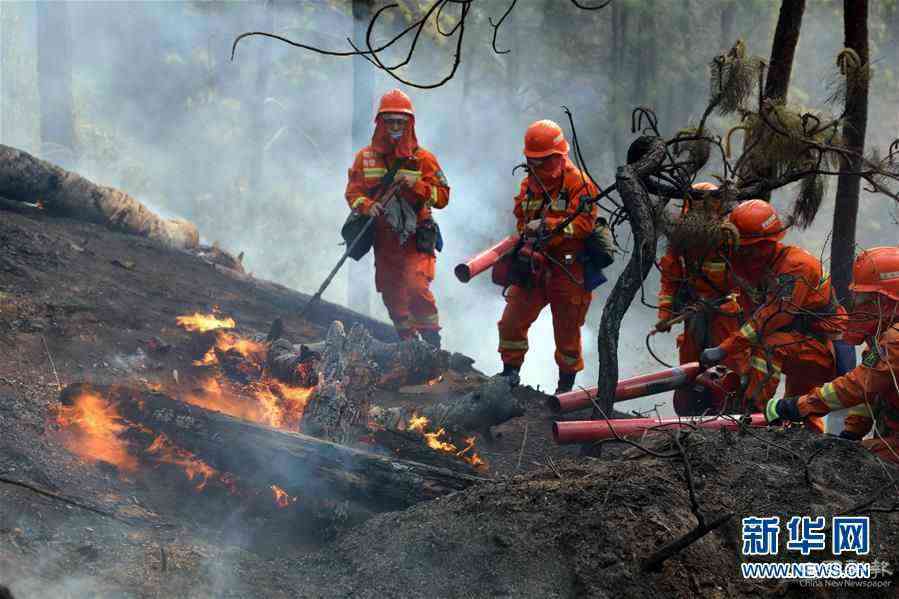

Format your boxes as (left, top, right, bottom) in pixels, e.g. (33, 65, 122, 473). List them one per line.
(248, 0, 273, 195)
(764, 0, 806, 103)
(593, 138, 668, 418)
(348, 0, 375, 316)
(36, 0, 77, 169)
(830, 0, 869, 306)
(62, 384, 484, 512)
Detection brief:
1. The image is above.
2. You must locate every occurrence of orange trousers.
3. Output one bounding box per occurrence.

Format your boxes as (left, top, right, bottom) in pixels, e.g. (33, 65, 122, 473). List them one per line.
(742, 331, 835, 411)
(676, 302, 742, 366)
(497, 264, 591, 374)
(373, 225, 438, 339)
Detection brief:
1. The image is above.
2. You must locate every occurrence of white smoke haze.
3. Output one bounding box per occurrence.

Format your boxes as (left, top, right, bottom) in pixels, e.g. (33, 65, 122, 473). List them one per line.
(2, 3, 897, 407)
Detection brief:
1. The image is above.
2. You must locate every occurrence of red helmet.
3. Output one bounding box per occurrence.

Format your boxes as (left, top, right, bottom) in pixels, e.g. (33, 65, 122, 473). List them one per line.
(692, 182, 718, 192)
(524, 120, 569, 158)
(850, 246, 899, 302)
(376, 89, 414, 118)
(728, 199, 786, 246)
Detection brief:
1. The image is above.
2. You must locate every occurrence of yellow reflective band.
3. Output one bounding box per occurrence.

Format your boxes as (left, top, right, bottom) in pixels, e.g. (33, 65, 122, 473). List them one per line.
(846, 403, 873, 418)
(499, 339, 529, 351)
(427, 185, 438, 208)
(819, 382, 842, 410)
(363, 167, 387, 177)
(551, 199, 566, 211)
(658, 295, 674, 304)
(522, 200, 543, 211)
(739, 322, 758, 343)
(413, 313, 440, 325)
(397, 169, 421, 178)
(352, 197, 367, 209)
(702, 261, 727, 272)
(563, 223, 575, 236)
(750, 356, 781, 378)
(559, 353, 580, 365)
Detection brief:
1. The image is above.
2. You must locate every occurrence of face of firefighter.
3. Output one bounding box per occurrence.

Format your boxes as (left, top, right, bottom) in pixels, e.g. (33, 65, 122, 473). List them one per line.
(527, 154, 564, 185)
(844, 292, 898, 345)
(382, 114, 410, 141)
(733, 240, 776, 281)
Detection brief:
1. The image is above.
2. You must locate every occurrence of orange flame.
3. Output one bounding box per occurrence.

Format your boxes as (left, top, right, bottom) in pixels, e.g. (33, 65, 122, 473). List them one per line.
(145, 433, 219, 491)
(183, 378, 313, 431)
(176, 312, 236, 333)
(427, 375, 444, 386)
(55, 390, 137, 471)
(270, 484, 297, 508)
(404, 414, 486, 468)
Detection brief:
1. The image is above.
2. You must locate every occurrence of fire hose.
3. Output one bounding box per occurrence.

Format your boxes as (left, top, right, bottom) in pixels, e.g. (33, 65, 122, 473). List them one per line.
(550, 361, 741, 417)
(552, 413, 768, 444)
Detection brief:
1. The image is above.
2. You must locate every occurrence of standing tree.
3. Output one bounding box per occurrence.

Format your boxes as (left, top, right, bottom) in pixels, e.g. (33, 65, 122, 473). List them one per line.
(36, 0, 77, 169)
(830, 0, 870, 306)
(348, 0, 375, 316)
(764, 0, 805, 103)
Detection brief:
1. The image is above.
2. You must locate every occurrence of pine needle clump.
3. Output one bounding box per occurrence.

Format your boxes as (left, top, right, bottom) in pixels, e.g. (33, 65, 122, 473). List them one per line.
(710, 39, 765, 116)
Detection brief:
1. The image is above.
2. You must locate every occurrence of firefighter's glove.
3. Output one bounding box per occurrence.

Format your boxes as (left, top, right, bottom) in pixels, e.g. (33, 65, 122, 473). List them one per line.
(699, 346, 726, 368)
(764, 396, 803, 424)
(654, 319, 672, 333)
(525, 219, 543, 235)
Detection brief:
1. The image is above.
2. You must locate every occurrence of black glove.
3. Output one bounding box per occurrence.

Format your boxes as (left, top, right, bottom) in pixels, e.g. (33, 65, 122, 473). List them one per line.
(764, 396, 803, 424)
(699, 346, 726, 368)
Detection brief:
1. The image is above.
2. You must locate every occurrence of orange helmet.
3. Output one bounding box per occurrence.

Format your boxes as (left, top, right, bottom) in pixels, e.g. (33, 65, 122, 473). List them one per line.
(728, 199, 786, 245)
(692, 182, 718, 192)
(524, 120, 569, 158)
(376, 89, 414, 118)
(850, 247, 899, 301)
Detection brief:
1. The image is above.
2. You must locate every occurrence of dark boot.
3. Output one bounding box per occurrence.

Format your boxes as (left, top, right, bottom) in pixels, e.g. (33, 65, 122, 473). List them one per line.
(419, 329, 441, 349)
(555, 372, 576, 395)
(497, 364, 520, 387)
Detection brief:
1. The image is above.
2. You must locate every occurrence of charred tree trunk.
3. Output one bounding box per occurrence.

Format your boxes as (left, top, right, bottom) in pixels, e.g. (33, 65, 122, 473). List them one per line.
(830, 0, 869, 306)
(36, 1, 76, 169)
(0, 145, 199, 249)
(593, 138, 668, 418)
(66, 384, 484, 512)
(348, 0, 375, 316)
(764, 0, 806, 103)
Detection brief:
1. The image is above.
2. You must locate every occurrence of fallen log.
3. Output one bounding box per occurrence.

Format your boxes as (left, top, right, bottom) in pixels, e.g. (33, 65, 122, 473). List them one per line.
(61, 383, 485, 512)
(0, 144, 198, 250)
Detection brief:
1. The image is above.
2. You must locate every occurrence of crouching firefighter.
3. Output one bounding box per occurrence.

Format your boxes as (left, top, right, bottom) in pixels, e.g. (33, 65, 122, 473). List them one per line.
(654, 182, 744, 414)
(766, 247, 899, 461)
(343, 89, 450, 347)
(699, 200, 848, 412)
(496, 120, 613, 394)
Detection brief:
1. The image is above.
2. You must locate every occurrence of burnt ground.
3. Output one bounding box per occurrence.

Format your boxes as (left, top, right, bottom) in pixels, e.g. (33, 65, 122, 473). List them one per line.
(1, 206, 898, 598)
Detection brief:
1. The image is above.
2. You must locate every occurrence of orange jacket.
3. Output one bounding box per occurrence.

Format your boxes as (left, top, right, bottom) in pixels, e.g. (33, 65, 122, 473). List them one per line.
(657, 246, 732, 322)
(720, 244, 844, 356)
(798, 323, 899, 437)
(345, 146, 449, 223)
(515, 161, 598, 257)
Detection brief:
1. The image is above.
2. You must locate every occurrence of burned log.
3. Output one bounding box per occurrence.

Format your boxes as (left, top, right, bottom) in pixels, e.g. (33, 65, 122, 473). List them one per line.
(60, 383, 484, 512)
(0, 144, 198, 249)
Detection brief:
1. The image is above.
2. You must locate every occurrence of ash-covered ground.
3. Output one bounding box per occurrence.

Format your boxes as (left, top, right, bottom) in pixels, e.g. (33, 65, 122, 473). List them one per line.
(1, 207, 897, 598)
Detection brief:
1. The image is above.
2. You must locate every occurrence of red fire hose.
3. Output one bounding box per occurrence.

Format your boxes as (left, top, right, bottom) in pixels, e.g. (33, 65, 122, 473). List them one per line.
(455, 234, 519, 283)
(553, 413, 768, 444)
(549, 362, 703, 413)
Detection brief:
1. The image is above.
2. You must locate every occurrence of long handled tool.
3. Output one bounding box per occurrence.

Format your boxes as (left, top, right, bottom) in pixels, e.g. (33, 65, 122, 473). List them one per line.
(553, 413, 767, 444)
(298, 183, 401, 321)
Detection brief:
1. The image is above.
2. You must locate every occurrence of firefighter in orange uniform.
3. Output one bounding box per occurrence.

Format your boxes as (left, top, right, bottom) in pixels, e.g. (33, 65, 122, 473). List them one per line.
(655, 183, 744, 408)
(497, 120, 600, 394)
(699, 200, 845, 411)
(766, 247, 899, 458)
(344, 89, 450, 346)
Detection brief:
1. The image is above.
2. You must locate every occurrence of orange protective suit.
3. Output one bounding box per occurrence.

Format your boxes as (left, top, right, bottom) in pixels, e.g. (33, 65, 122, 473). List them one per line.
(795, 324, 898, 460)
(719, 243, 844, 410)
(344, 109, 450, 339)
(657, 245, 742, 367)
(497, 160, 599, 373)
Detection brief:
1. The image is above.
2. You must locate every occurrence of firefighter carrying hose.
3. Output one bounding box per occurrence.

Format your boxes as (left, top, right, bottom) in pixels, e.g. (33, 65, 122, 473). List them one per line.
(766, 247, 899, 460)
(344, 89, 450, 347)
(654, 182, 744, 413)
(699, 200, 847, 411)
(496, 120, 611, 394)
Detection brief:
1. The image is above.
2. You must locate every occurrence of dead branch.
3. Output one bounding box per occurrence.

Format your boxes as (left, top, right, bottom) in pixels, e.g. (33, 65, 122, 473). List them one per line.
(642, 511, 733, 572)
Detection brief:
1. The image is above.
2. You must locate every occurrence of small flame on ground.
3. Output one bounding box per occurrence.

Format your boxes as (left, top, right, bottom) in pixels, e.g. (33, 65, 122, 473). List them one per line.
(55, 390, 137, 471)
(427, 375, 444, 386)
(176, 312, 236, 333)
(405, 415, 486, 468)
(145, 433, 220, 491)
(270, 484, 297, 508)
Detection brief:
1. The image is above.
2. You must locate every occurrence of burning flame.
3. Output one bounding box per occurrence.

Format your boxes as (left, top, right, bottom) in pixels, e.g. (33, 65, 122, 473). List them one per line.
(427, 375, 444, 386)
(55, 390, 137, 471)
(183, 378, 313, 431)
(405, 415, 485, 468)
(270, 484, 297, 508)
(145, 433, 220, 491)
(176, 312, 236, 333)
